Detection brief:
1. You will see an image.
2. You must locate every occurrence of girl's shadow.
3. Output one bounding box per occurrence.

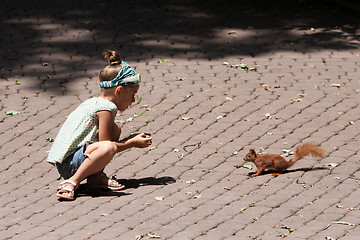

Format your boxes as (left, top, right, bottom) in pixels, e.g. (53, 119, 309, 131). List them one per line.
(76, 176, 176, 198)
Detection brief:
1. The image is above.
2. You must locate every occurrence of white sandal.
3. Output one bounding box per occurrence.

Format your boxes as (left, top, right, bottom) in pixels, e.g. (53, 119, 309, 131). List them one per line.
(56, 180, 78, 200)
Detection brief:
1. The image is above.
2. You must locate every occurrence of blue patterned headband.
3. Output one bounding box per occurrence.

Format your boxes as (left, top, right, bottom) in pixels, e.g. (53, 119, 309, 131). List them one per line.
(100, 61, 141, 88)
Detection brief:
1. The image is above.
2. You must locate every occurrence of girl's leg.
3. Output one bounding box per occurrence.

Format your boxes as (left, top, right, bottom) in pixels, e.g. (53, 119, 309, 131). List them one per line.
(69, 141, 117, 185)
(86, 122, 122, 187)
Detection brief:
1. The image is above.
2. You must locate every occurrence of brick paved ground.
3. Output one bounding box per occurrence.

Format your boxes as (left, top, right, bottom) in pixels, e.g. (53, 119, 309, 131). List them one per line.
(1, 0, 359, 239)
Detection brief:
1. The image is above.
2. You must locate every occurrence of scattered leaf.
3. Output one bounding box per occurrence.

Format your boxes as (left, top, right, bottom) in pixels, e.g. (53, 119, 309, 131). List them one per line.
(46, 138, 55, 142)
(262, 84, 271, 91)
(242, 164, 253, 170)
(275, 230, 288, 238)
(173, 148, 180, 152)
(227, 31, 237, 35)
(216, 115, 224, 120)
(237, 63, 249, 71)
(240, 207, 247, 213)
(290, 210, 298, 216)
(325, 237, 335, 240)
(330, 83, 344, 88)
(223, 61, 229, 66)
(135, 235, 144, 240)
(5, 110, 20, 116)
(155, 196, 165, 201)
(282, 149, 291, 153)
(157, 58, 170, 63)
(333, 221, 355, 226)
(149, 146, 156, 151)
(295, 179, 305, 184)
(15, 79, 20, 85)
(134, 113, 146, 117)
(181, 116, 193, 120)
(327, 163, 338, 168)
(134, 34, 142, 39)
(280, 224, 294, 232)
(178, 153, 184, 159)
(231, 151, 238, 156)
(186, 180, 196, 184)
(135, 95, 143, 102)
(146, 232, 161, 239)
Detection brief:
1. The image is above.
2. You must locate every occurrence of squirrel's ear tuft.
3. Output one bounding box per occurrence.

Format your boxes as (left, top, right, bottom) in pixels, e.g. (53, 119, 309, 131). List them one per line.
(250, 149, 256, 155)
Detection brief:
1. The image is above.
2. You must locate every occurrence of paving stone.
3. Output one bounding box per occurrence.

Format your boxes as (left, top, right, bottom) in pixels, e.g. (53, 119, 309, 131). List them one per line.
(0, 0, 359, 239)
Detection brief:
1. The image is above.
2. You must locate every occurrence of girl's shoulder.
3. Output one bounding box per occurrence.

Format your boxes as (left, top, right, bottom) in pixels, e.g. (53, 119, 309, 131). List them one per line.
(82, 97, 117, 113)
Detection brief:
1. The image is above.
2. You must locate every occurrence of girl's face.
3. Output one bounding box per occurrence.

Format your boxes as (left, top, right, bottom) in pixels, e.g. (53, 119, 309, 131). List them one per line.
(114, 85, 139, 111)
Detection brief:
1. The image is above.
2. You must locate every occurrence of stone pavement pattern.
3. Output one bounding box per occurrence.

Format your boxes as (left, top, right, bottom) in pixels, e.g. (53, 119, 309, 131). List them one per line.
(0, 0, 359, 239)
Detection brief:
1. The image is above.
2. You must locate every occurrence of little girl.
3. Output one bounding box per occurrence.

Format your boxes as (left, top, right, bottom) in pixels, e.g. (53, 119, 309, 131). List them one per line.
(47, 50, 152, 200)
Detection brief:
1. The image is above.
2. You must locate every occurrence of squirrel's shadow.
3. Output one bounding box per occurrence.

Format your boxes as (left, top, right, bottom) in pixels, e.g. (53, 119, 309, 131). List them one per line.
(75, 176, 176, 198)
(115, 176, 176, 189)
(248, 167, 329, 177)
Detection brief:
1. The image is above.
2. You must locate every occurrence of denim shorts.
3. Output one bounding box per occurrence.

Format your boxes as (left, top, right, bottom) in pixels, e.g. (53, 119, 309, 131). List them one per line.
(56, 142, 91, 179)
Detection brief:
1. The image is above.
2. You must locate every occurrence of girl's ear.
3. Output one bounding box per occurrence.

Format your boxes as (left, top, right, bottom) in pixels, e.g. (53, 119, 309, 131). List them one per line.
(115, 86, 123, 96)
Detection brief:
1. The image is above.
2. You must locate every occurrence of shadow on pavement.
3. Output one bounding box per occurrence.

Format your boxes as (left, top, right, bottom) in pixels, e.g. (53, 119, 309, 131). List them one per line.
(1, 0, 359, 94)
(116, 176, 176, 189)
(69, 176, 176, 199)
(247, 166, 329, 177)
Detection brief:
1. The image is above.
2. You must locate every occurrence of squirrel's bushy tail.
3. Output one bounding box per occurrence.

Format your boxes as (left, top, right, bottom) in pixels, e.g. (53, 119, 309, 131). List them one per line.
(288, 143, 326, 166)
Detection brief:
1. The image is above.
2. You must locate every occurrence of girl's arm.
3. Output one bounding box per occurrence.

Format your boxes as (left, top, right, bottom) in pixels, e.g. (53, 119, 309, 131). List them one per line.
(97, 110, 117, 141)
(97, 110, 152, 152)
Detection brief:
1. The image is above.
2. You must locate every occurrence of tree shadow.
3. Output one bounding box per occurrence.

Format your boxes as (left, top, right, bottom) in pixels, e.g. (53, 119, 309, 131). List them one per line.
(247, 166, 329, 177)
(1, 0, 359, 95)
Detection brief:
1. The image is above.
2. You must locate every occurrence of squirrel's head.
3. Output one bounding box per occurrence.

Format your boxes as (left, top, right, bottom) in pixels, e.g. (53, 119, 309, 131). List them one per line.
(243, 149, 257, 162)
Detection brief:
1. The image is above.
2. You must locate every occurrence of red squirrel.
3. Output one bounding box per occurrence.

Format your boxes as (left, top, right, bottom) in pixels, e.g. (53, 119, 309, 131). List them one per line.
(243, 143, 326, 176)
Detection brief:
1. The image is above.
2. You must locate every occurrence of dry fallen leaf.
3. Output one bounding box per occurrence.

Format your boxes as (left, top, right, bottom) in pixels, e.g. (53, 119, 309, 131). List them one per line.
(333, 221, 355, 226)
(242, 164, 253, 170)
(227, 31, 237, 35)
(186, 180, 196, 184)
(330, 83, 344, 88)
(147, 232, 161, 238)
(181, 116, 193, 120)
(155, 196, 165, 201)
(194, 194, 201, 199)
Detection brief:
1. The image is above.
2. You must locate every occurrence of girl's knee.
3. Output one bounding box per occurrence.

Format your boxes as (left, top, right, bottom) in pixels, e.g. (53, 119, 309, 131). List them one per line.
(100, 141, 118, 156)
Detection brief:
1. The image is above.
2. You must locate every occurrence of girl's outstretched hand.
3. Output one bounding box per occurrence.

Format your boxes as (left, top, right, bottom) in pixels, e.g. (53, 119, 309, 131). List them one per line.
(127, 133, 152, 148)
